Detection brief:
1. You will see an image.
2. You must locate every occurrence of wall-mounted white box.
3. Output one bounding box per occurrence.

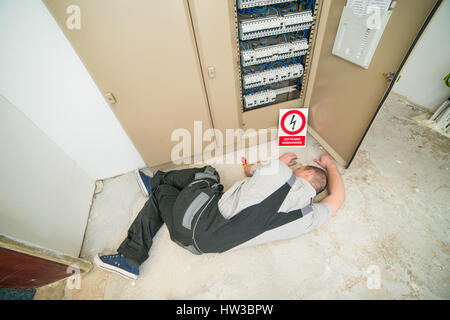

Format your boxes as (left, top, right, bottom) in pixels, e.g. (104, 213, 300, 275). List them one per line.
(332, 5, 392, 69)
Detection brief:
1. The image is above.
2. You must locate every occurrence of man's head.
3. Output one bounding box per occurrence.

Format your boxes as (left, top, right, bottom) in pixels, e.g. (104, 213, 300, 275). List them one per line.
(294, 165, 327, 194)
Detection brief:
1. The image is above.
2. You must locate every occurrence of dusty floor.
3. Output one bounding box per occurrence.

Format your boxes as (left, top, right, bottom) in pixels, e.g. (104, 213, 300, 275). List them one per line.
(35, 93, 450, 299)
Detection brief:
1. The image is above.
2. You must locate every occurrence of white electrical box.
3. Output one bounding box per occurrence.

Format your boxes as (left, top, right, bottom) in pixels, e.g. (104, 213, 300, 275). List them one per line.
(332, 0, 393, 69)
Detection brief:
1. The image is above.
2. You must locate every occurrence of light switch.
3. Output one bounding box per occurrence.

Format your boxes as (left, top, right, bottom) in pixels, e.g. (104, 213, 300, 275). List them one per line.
(105, 92, 117, 104)
(207, 66, 216, 79)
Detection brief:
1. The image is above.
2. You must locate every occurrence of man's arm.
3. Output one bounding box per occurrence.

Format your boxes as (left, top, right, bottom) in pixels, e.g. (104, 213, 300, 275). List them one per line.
(314, 155, 345, 217)
(243, 152, 298, 177)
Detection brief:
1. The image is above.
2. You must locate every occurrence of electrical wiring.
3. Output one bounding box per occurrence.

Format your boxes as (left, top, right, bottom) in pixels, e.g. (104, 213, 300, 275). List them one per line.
(272, 61, 284, 68)
(253, 5, 267, 13)
(241, 66, 252, 73)
(267, 6, 279, 16)
(240, 41, 250, 51)
(276, 1, 296, 8)
(261, 63, 273, 72)
(300, 0, 310, 6)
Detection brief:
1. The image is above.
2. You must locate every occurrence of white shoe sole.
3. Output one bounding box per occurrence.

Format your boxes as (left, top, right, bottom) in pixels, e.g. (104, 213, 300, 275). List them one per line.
(94, 255, 138, 280)
(135, 169, 149, 197)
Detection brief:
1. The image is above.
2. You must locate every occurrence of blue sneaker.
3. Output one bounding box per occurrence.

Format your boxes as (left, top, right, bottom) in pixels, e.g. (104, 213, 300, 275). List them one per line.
(94, 253, 139, 280)
(135, 169, 152, 197)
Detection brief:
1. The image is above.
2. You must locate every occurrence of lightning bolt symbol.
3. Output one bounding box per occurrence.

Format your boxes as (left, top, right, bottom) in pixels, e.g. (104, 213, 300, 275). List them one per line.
(290, 115, 297, 131)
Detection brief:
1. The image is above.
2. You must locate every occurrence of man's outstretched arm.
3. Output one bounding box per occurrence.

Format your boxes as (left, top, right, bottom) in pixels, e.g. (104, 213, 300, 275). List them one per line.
(315, 155, 345, 217)
(243, 152, 298, 177)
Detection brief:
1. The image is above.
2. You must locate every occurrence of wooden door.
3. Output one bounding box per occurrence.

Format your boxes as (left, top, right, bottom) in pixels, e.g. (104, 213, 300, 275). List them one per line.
(0, 235, 91, 289)
(305, 0, 440, 167)
(43, 0, 213, 166)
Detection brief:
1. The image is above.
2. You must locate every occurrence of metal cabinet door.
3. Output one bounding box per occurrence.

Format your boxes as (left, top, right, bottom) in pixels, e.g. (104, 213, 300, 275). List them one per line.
(187, 0, 242, 134)
(305, 0, 440, 167)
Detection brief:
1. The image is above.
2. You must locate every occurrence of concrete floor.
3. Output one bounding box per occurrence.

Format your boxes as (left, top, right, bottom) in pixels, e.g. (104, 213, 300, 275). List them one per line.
(35, 93, 450, 299)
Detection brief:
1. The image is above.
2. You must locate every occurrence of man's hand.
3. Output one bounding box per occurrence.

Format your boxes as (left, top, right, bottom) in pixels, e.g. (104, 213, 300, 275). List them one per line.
(279, 152, 298, 167)
(314, 154, 336, 169)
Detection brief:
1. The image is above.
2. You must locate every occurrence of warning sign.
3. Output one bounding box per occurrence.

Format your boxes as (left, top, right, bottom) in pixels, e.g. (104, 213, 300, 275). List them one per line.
(278, 108, 309, 147)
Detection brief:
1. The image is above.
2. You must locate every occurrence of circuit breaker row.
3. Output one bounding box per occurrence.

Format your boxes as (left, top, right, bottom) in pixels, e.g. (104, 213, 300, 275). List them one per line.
(243, 64, 303, 89)
(237, 0, 293, 9)
(241, 39, 308, 66)
(239, 10, 313, 40)
(244, 85, 297, 109)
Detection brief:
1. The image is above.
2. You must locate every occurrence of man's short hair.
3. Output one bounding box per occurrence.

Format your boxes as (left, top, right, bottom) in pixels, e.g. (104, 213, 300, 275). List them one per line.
(305, 165, 327, 194)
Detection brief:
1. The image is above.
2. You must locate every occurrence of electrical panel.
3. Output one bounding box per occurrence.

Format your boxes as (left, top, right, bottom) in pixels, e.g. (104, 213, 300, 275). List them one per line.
(236, 0, 316, 112)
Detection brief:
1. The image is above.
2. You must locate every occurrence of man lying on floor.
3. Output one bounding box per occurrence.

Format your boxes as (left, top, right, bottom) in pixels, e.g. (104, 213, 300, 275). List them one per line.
(94, 152, 345, 280)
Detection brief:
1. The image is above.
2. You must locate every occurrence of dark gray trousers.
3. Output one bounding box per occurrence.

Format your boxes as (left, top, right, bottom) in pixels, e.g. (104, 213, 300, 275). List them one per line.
(117, 167, 215, 267)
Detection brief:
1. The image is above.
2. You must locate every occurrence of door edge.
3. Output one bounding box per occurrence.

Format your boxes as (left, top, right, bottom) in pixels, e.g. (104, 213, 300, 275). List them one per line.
(0, 234, 92, 273)
(308, 126, 347, 167)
